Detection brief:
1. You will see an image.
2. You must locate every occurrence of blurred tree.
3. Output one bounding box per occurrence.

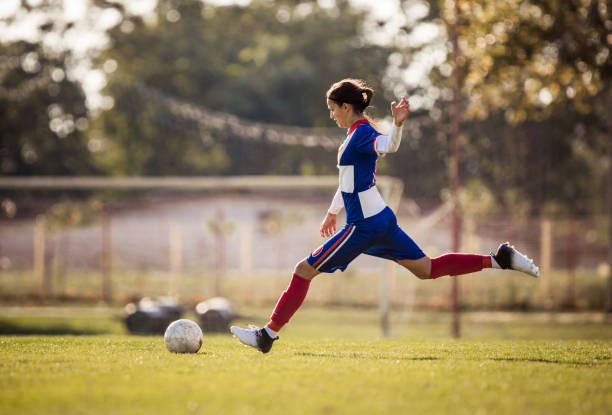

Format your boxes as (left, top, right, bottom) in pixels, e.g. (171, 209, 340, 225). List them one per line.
(452, 0, 610, 123)
(464, 109, 605, 214)
(0, 41, 94, 175)
(371, 0, 451, 200)
(430, 0, 611, 215)
(92, 0, 395, 176)
(436, 0, 611, 310)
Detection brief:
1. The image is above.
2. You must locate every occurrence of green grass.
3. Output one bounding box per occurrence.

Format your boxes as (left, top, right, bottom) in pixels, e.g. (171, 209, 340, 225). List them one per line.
(0, 306, 611, 414)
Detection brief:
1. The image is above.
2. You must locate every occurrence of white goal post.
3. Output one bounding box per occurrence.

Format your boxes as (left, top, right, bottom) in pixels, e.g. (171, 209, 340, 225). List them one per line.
(0, 175, 403, 337)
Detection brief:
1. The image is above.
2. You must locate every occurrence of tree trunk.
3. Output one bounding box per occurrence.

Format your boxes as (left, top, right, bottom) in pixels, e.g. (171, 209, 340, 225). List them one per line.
(608, 129, 612, 314)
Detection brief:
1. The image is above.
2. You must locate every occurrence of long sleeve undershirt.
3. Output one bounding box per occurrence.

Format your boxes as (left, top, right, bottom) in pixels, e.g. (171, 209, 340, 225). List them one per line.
(374, 123, 403, 154)
(328, 187, 344, 214)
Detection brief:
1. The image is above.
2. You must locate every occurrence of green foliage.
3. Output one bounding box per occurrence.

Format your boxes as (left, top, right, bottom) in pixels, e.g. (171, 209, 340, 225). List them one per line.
(462, 109, 605, 214)
(0, 41, 95, 176)
(433, 0, 612, 214)
(2, 0, 610, 216)
(450, 0, 612, 121)
(93, 0, 393, 176)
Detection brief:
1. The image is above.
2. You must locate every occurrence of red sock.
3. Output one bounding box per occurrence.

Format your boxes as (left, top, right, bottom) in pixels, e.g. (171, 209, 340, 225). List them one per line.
(267, 274, 311, 332)
(430, 254, 491, 279)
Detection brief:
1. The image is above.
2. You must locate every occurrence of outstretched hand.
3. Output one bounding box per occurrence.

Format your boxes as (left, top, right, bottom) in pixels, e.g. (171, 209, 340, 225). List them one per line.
(391, 96, 411, 126)
(320, 212, 337, 238)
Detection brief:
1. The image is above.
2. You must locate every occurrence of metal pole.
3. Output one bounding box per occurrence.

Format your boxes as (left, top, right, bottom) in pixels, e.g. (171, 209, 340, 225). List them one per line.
(451, 0, 462, 338)
(380, 263, 390, 337)
(379, 179, 403, 337)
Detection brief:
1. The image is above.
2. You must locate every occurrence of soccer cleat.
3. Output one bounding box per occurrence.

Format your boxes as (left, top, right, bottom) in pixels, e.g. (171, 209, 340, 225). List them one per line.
(493, 242, 540, 278)
(230, 324, 278, 354)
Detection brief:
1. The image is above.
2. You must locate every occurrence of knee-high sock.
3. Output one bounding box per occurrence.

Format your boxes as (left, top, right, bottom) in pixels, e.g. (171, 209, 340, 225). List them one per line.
(430, 254, 491, 279)
(267, 274, 311, 332)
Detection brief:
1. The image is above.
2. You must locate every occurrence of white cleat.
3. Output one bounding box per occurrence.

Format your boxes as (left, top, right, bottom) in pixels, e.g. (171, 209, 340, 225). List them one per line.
(230, 324, 277, 353)
(493, 242, 540, 278)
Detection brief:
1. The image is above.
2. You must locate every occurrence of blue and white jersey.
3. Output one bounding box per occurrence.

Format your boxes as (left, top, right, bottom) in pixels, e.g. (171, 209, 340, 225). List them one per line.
(337, 119, 387, 222)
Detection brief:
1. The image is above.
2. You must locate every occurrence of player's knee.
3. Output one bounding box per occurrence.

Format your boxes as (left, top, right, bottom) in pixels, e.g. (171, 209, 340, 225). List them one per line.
(399, 257, 432, 280)
(414, 270, 430, 280)
(406, 266, 430, 280)
(294, 259, 318, 280)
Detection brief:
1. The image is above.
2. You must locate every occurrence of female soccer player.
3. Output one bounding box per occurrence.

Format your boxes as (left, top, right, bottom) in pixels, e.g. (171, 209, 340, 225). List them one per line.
(231, 78, 539, 353)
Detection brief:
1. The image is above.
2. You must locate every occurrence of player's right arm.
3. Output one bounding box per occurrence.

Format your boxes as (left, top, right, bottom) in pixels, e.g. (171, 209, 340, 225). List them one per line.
(374, 96, 411, 154)
(320, 187, 343, 237)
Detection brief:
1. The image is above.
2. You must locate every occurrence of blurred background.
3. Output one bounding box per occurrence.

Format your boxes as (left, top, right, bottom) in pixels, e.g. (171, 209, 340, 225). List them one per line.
(0, 0, 611, 320)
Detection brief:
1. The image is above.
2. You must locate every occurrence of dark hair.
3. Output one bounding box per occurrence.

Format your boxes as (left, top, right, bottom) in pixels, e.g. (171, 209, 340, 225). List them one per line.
(326, 78, 374, 113)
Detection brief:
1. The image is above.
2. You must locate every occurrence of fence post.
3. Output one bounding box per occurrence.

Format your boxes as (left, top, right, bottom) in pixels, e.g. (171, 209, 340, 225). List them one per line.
(565, 214, 578, 309)
(34, 215, 47, 298)
(540, 217, 553, 307)
(214, 209, 225, 297)
(169, 223, 182, 298)
(239, 222, 253, 275)
(101, 209, 112, 303)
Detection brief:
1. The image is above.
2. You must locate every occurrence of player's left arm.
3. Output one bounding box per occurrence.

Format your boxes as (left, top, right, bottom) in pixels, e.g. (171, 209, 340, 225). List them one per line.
(374, 96, 410, 154)
(320, 187, 343, 237)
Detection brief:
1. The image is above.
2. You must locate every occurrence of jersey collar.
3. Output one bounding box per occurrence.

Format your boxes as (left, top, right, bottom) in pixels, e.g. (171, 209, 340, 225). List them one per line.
(347, 119, 369, 136)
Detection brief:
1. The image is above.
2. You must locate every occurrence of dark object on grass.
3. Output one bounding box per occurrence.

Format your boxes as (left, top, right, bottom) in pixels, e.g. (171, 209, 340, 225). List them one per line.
(195, 297, 235, 332)
(124, 297, 182, 334)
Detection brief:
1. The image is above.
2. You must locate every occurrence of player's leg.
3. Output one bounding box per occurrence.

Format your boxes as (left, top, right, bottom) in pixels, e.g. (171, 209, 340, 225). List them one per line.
(366, 222, 539, 278)
(397, 256, 431, 279)
(364, 222, 432, 278)
(399, 242, 540, 279)
(230, 259, 318, 353)
(231, 222, 366, 353)
(264, 259, 318, 335)
(399, 253, 491, 279)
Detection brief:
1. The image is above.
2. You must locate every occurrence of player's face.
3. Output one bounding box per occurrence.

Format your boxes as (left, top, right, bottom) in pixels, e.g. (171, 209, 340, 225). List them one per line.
(327, 99, 351, 129)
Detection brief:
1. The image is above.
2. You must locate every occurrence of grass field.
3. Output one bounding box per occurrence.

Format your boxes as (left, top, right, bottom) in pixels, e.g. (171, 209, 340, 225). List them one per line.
(1, 306, 611, 415)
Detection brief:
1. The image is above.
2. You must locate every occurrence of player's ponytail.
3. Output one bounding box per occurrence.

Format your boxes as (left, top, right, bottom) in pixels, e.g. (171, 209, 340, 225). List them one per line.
(361, 87, 373, 111)
(327, 79, 374, 114)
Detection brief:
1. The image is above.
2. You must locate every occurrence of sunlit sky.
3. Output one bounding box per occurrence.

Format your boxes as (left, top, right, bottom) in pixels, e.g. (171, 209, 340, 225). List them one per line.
(0, 0, 444, 111)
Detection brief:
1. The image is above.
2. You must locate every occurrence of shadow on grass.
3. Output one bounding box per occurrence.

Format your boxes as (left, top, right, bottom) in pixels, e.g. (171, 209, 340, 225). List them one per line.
(0, 320, 106, 335)
(295, 351, 439, 361)
(488, 357, 601, 366)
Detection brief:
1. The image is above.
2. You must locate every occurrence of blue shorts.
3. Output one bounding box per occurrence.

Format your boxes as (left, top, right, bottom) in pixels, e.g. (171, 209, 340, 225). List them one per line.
(307, 207, 425, 273)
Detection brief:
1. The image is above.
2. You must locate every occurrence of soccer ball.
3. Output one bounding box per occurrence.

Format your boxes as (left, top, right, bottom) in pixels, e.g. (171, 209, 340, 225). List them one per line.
(164, 319, 203, 353)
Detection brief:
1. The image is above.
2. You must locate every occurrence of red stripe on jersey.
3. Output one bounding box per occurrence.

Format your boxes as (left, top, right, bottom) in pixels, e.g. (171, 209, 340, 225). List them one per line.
(372, 134, 381, 154)
(348, 119, 369, 136)
(313, 224, 354, 268)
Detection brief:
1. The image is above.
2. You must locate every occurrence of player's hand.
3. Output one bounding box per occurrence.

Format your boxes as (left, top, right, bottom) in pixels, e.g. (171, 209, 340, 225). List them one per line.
(320, 212, 337, 238)
(391, 96, 411, 126)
